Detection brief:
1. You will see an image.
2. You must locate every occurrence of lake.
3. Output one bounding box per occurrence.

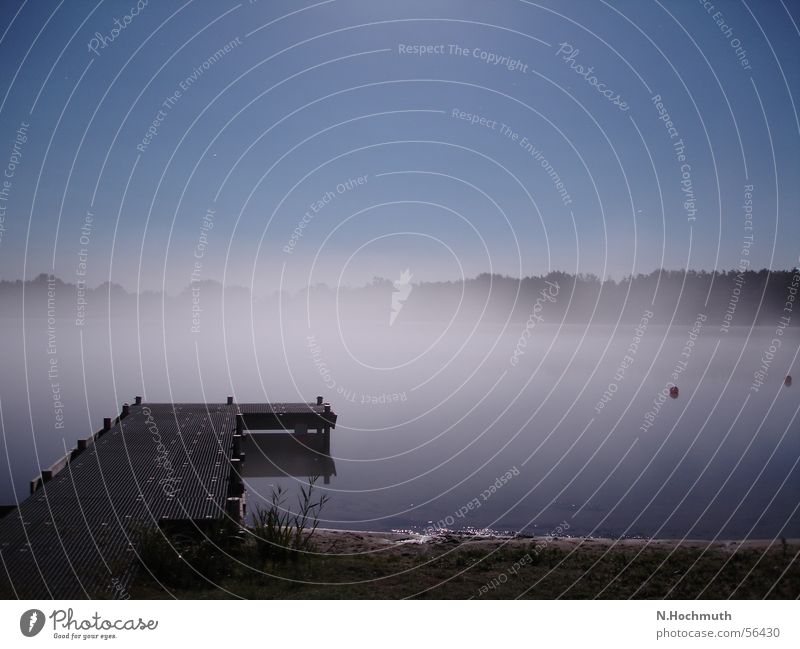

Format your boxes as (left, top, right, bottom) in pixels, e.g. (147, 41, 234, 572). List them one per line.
(1, 311, 797, 540)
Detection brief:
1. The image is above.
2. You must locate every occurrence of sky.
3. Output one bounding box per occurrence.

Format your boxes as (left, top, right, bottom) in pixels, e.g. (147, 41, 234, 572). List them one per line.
(0, 0, 798, 294)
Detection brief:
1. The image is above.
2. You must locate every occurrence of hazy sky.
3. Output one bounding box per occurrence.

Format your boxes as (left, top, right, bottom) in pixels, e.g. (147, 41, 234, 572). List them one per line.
(0, 0, 798, 293)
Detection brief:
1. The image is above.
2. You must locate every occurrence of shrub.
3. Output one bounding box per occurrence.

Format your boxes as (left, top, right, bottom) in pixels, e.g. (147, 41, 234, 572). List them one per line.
(253, 476, 329, 563)
(134, 521, 240, 589)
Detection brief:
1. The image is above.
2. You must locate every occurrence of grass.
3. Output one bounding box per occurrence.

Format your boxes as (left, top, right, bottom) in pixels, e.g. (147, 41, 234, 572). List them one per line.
(132, 520, 243, 590)
(130, 534, 800, 599)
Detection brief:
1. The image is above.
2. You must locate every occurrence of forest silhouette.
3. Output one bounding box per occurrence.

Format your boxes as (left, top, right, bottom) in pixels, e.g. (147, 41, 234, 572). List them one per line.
(2, 268, 797, 327)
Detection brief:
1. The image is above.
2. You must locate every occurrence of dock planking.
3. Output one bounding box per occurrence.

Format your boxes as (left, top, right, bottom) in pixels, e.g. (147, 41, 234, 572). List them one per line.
(0, 397, 336, 599)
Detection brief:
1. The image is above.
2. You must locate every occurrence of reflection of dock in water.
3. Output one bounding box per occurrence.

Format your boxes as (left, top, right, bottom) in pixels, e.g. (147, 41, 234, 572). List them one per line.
(0, 396, 337, 598)
(241, 434, 336, 483)
(237, 396, 337, 484)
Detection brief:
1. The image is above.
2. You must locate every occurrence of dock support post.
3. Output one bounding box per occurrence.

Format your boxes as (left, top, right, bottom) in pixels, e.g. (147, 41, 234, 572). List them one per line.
(229, 458, 244, 496)
(226, 497, 243, 522)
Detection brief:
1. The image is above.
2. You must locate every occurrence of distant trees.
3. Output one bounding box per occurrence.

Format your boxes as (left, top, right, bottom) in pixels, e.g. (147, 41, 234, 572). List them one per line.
(1, 268, 797, 326)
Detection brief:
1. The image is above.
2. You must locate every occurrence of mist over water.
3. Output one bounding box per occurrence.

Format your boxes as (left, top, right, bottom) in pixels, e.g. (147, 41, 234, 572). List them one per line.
(2, 277, 797, 540)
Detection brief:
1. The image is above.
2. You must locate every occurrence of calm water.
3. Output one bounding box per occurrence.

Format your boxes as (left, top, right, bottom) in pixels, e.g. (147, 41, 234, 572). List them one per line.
(2, 312, 798, 540)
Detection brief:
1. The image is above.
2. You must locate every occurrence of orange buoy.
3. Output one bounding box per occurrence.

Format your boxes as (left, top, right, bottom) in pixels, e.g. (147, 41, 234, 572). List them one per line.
(669, 386, 679, 399)
(786, 375, 793, 387)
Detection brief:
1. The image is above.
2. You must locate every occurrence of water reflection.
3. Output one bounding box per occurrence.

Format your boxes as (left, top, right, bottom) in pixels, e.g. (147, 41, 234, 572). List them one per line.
(241, 432, 336, 485)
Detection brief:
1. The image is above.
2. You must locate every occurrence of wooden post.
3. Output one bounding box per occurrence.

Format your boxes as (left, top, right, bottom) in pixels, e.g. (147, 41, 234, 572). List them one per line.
(229, 458, 244, 495)
(226, 497, 243, 521)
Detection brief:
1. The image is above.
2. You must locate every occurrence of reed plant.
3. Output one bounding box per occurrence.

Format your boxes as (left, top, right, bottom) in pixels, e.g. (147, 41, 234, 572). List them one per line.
(253, 476, 329, 563)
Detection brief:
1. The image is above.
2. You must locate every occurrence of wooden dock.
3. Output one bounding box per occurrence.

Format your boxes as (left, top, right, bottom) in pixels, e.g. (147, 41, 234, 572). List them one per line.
(0, 397, 336, 598)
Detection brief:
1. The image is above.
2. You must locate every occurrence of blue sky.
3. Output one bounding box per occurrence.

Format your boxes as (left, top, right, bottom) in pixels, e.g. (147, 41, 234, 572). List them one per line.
(0, 0, 798, 293)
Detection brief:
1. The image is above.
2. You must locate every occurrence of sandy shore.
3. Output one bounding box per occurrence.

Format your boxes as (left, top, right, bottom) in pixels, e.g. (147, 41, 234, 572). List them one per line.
(313, 528, 799, 555)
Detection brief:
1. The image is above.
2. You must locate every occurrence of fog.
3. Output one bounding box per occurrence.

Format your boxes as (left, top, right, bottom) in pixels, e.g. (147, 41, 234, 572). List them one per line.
(1, 274, 798, 540)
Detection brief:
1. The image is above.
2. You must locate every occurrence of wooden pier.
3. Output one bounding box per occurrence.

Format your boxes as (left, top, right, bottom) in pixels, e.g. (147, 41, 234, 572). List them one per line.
(0, 397, 336, 599)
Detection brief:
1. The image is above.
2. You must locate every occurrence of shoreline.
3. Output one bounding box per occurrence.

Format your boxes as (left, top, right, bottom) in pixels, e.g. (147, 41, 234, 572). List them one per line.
(313, 528, 800, 555)
(129, 526, 800, 599)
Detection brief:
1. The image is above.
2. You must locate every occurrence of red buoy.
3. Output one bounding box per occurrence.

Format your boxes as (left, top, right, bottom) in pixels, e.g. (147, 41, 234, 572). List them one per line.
(786, 375, 793, 387)
(669, 386, 679, 399)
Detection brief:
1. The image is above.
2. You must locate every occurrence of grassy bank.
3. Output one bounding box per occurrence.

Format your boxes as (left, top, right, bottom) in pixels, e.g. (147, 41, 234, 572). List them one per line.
(130, 529, 800, 599)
